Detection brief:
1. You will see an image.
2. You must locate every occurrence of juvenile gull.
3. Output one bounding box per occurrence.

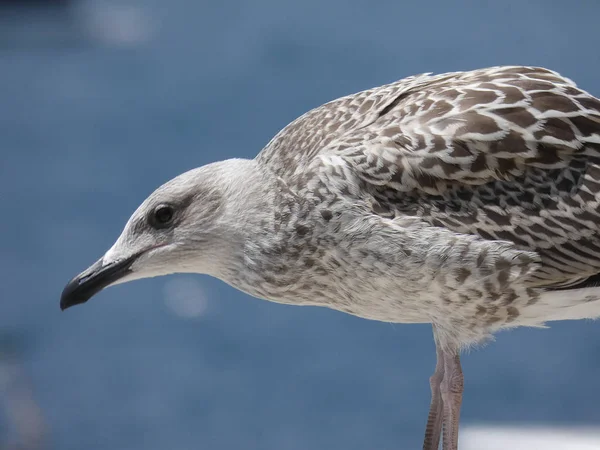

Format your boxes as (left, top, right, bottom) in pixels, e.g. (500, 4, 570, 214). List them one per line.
(61, 66, 600, 450)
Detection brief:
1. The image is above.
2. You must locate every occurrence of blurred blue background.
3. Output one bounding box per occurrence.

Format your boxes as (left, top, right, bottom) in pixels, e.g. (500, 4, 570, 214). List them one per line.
(2, 0, 600, 449)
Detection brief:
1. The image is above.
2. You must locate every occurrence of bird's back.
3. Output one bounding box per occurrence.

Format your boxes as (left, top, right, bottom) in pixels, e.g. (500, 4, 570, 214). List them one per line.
(257, 66, 600, 293)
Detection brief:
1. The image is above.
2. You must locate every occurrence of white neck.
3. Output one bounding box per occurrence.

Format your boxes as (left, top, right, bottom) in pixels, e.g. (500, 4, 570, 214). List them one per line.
(197, 158, 279, 283)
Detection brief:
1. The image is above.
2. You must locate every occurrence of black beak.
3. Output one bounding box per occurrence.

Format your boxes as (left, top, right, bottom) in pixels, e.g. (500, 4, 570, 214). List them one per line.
(60, 254, 138, 311)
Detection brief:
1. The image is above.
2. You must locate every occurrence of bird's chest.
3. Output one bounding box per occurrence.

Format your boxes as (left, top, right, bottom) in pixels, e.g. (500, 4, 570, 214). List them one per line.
(238, 208, 536, 337)
(239, 216, 439, 323)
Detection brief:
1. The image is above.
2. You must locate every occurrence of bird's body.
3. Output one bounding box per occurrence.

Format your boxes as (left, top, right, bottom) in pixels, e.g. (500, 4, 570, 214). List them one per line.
(61, 66, 600, 450)
(226, 159, 538, 335)
(233, 65, 600, 345)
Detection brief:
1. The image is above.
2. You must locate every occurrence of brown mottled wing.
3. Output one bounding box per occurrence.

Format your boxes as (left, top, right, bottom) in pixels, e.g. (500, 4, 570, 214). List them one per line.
(330, 66, 600, 288)
(258, 66, 600, 288)
(256, 72, 450, 179)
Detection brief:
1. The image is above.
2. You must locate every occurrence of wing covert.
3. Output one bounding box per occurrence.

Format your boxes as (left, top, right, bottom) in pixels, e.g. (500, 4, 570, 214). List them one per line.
(257, 66, 600, 287)
(328, 67, 600, 287)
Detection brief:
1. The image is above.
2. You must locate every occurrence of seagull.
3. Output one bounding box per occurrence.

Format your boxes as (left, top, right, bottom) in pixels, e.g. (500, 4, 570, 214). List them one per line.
(60, 66, 600, 450)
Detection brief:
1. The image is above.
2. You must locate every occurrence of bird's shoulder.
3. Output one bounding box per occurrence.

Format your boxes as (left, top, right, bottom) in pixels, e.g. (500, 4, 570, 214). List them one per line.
(255, 69, 443, 178)
(257, 65, 599, 185)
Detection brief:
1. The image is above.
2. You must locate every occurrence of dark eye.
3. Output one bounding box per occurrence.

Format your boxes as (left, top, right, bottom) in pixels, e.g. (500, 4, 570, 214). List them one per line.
(151, 205, 175, 228)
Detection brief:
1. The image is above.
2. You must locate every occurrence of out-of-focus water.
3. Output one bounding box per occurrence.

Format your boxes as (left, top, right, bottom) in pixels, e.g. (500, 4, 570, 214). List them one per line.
(1, 1, 600, 448)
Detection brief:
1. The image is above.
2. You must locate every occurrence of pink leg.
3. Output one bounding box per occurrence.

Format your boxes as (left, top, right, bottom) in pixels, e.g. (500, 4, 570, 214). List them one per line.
(422, 339, 444, 450)
(423, 327, 464, 450)
(440, 349, 463, 450)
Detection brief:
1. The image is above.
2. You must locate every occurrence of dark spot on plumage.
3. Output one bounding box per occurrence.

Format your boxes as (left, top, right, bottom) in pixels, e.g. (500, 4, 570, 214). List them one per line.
(377, 91, 410, 119)
(555, 175, 576, 193)
(531, 70, 566, 80)
(519, 80, 557, 92)
(496, 157, 519, 175)
(455, 267, 471, 283)
(585, 163, 600, 182)
(489, 130, 528, 154)
(470, 153, 488, 173)
(262, 274, 276, 285)
(570, 115, 600, 138)
(576, 97, 600, 114)
(455, 188, 474, 202)
(439, 160, 462, 176)
(537, 117, 576, 142)
(372, 163, 392, 175)
(313, 190, 326, 201)
(496, 106, 538, 128)
(422, 100, 454, 122)
(459, 89, 499, 110)
(421, 157, 437, 169)
(328, 257, 342, 268)
(475, 247, 489, 268)
(528, 223, 557, 239)
(464, 112, 502, 135)
(340, 185, 353, 197)
(428, 135, 446, 153)
(497, 270, 510, 288)
(371, 201, 393, 217)
(393, 135, 412, 148)
(501, 85, 527, 104)
(419, 98, 435, 112)
(570, 157, 587, 170)
(486, 292, 500, 302)
(530, 91, 579, 113)
(526, 288, 539, 299)
(514, 226, 536, 239)
(486, 304, 499, 316)
(477, 229, 496, 242)
(504, 292, 519, 305)
(561, 86, 582, 96)
(576, 188, 597, 203)
(305, 244, 319, 256)
(483, 208, 510, 226)
(575, 209, 600, 225)
(437, 88, 461, 101)
(460, 176, 483, 184)
(429, 218, 447, 229)
(486, 315, 503, 325)
(273, 264, 289, 274)
(476, 81, 497, 89)
(499, 193, 521, 208)
(475, 305, 487, 316)
(449, 141, 472, 158)
(455, 212, 479, 226)
(529, 145, 563, 167)
(320, 210, 333, 221)
(303, 258, 315, 268)
(495, 258, 511, 272)
(414, 171, 440, 192)
(506, 306, 520, 322)
(517, 190, 536, 205)
(458, 294, 470, 304)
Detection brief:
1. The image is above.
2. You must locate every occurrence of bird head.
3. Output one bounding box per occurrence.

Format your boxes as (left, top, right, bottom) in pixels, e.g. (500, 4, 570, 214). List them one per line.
(60, 159, 257, 311)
